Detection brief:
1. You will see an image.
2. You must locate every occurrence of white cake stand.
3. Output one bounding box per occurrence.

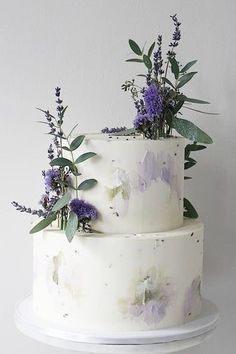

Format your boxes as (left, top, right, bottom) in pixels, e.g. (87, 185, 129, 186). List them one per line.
(15, 296, 219, 353)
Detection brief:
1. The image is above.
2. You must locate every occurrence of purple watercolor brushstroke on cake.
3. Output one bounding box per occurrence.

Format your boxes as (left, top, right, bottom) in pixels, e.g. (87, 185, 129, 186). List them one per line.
(129, 299, 168, 324)
(136, 150, 180, 197)
(184, 277, 202, 320)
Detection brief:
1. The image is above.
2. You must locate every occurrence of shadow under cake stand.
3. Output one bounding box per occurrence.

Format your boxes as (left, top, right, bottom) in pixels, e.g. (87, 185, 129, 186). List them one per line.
(15, 296, 219, 354)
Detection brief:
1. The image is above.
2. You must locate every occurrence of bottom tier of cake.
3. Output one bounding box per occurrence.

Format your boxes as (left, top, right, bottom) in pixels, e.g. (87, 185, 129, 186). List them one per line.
(33, 219, 203, 332)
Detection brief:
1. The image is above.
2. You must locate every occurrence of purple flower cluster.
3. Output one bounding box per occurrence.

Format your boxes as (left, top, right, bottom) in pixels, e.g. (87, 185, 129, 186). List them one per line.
(153, 35, 164, 77)
(70, 199, 97, 221)
(133, 84, 163, 137)
(101, 126, 127, 134)
(167, 14, 181, 57)
(44, 168, 61, 193)
(12, 201, 48, 218)
(144, 84, 163, 118)
(133, 112, 153, 129)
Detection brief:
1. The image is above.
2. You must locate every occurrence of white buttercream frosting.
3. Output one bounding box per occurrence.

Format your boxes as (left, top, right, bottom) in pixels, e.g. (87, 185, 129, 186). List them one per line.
(33, 219, 203, 332)
(71, 135, 185, 233)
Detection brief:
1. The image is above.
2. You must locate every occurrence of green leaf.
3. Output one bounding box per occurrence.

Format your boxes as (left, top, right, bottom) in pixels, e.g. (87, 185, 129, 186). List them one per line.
(184, 198, 199, 218)
(70, 135, 85, 151)
(50, 157, 73, 167)
(183, 106, 219, 115)
(62, 146, 72, 151)
(183, 97, 210, 104)
(185, 159, 197, 170)
(75, 152, 97, 164)
(126, 58, 143, 63)
(128, 39, 142, 56)
(60, 105, 68, 119)
(30, 213, 57, 234)
(65, 211, 78, 242)
(186, 143, 206, 152)
(180, 60, 197, 73)
(164, 109, 174, 127)
(143, 54, 152, 70)
(77, 179, 98, 191)
(169, 57, 179, 80)
(176, 72, 198, 89)
(71, 165, 81, 176)
(172, 117, 213, 144)
(52, 192, 71, 212)
(148, 41, 155, 58)
(172, 100, 185, 115)
(162, 77, 175, 89)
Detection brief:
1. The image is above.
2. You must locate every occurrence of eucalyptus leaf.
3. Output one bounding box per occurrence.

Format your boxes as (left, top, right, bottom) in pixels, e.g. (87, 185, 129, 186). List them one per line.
(143, 54, 152, 70)
(70, 135, 85, 151)
(62, 146, 72, 151)
(126, 58, 143, 63)
(176, 72, 198, 89)
(71, 165, 81, 176)
(169, 57, 179, 80)
(180, 60, 197, 73)
(65, 211, 78, 242)
(50, 157, 73, 167)
(77, 179, 98, 191)
(52, 192, 71, 212)
(173, 100, 185, 114)
(162, 77, 175, 89)
(30, 213, 57, 234)
(186, 143, 206, 152)
(185, 160, 197, 170)
(128, 39, 142, 56)
(75, 152, 97, 164)
(184, 198, 198, 218)
(148, 41, 155, 58)
(172, 117, 213, 144)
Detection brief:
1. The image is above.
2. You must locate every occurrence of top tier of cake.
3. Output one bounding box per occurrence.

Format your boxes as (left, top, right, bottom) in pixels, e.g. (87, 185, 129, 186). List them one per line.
(74, 134, 184, 233)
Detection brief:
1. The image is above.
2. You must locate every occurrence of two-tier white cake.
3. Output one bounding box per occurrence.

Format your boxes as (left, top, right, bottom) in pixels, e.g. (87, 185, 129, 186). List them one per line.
(33, 134, 203, 332)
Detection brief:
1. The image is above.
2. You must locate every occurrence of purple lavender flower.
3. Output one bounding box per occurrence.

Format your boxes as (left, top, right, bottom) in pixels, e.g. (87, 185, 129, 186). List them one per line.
(167, 14, 181, 58)
(39, 194, 59, 212)
(11, 201, 48, 218)
(70, 199, 97, 221)
(48, 144, 54, 161)
(133, 112, 153, 129)
(144, 84, 163, 118)
(101, 126, 127, 134)
(153, 35, 164, 77)
(44, 168, 61, 193)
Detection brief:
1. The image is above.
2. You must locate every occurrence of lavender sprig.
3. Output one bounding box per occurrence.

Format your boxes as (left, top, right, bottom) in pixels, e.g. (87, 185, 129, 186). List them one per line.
(153, 35, 164, 77)
(12, 201, 48, 218)
(167, 14, 181, 58)
(101, 126, 127, 134)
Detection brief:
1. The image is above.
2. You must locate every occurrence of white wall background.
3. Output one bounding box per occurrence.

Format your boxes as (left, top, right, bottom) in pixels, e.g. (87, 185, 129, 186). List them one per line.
(0, 0, 235, 353)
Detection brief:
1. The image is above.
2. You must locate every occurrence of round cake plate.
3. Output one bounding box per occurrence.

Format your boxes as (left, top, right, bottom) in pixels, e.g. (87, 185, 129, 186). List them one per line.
(15, 296, 219, 354)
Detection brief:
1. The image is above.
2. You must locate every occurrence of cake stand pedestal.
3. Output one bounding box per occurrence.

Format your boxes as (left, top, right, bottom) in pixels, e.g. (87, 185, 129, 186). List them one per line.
(15, 296, 219, 354)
